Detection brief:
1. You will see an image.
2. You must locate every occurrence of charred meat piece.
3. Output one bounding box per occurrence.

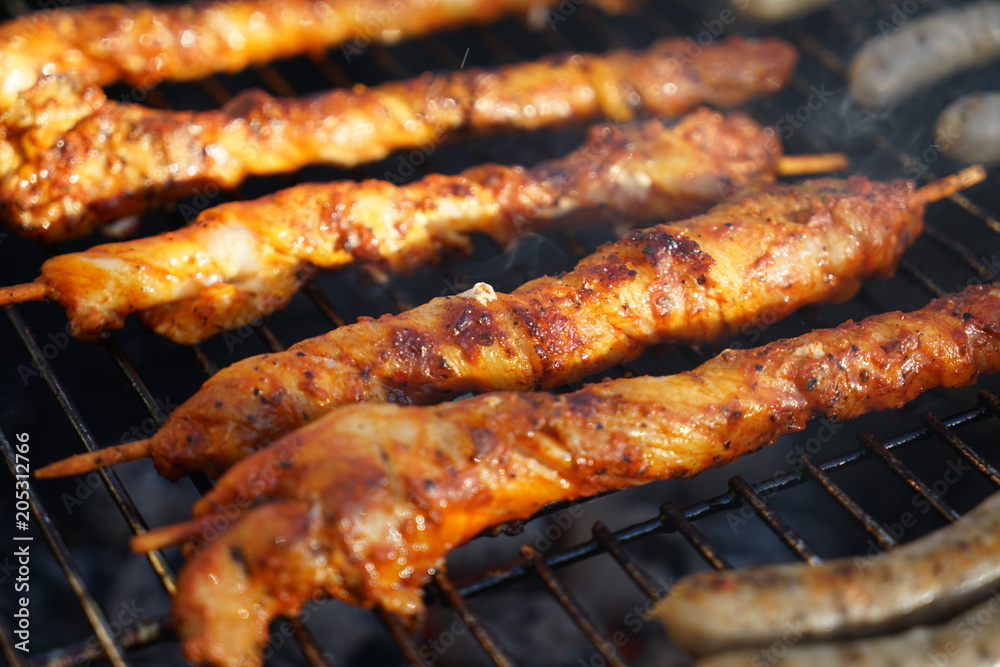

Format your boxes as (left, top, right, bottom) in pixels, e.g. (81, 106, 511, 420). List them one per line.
(135, 283, 1000, 667)
(1, 111, 847, 343)
(0, 37, 797, 240)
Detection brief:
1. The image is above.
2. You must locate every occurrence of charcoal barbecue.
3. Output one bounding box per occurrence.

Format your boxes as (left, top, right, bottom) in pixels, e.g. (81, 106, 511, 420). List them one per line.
(1, 0, 999, 665)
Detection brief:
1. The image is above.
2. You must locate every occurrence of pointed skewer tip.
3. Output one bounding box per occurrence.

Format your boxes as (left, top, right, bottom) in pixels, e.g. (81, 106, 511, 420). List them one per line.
(131, 514, 226, 553)
(775, 153, 849, 177)
(35, 440, 151, 479)
(0, 282, 47, 307)
(909, 165, 987, 208)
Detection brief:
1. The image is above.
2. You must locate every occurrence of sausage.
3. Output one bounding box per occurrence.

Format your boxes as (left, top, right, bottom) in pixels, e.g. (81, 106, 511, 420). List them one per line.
(655, 489, 1000, 655)
(697, 593, 1000, 666)
(937, 92, 1000, 165)
(848, 2, 1000, 109)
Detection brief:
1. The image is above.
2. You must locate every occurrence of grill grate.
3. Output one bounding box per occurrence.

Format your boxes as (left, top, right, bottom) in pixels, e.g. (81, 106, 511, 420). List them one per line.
(1, 0, 999, 665)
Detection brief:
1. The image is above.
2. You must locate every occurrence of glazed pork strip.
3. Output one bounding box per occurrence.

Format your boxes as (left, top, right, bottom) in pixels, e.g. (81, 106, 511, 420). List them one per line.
(0, 36, 797, 240)
(3, 111, 849, 343)
(0, 0, 631, 116)
(136, 283, 1000, 667)
(39, 172, 968, 482)
(656, 489, 1000, 656)
(697, 592, 1000, 667)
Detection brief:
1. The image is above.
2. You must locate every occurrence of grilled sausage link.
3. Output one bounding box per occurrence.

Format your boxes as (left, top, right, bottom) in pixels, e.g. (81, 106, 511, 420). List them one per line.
(848, 1, 1000, 109)
(0, 0, 630, 116)
(937, 92, 1000, 166)
(147, 283, 1000, 667)
(698, 591, 1000, 666)
(36, 176, 925, 482)
(22, 111, 787, 343)
(656, 489, 1000, 655)
(0, 37, 796, 240)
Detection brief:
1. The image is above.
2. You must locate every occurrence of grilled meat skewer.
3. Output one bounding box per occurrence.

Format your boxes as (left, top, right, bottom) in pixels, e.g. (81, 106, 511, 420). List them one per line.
(133, 283, 1000, 667)
(0, 0, 631, 118)
(0, 110, 848, 343)
(657, 489, 1000, 655)
(36, 170, 984, 481)
(0, 37, 797, 240)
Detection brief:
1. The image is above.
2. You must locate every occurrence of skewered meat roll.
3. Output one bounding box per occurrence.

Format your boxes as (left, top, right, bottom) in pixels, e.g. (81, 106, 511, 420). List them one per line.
(0, 0, 632, 116)
(1, 110, 847, 343)
(135, 282, 1000, 667)
(37, 170, 983, 481)
(0, 37, 797, 240)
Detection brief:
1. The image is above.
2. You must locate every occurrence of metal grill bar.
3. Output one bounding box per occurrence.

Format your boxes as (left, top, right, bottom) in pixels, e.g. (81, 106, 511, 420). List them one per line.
(796, 454, 897, 551)
(4, 308, 175, 587)
(102, 339, 165, 421)
(980, 390, 1000, 420)
(0, 429, 128, 666)
(922, 226, 998, 281)
(658, 502, 732, 572)
(922, 412, 1000, 486)
(189, 342, 222, 376)
(433, 574, 514, 667)
(520, 546, 629, 667)
(35, 617, 165, 667)
(377, 608, 428, 667)
(729, 476, 823, 565)
(899, 259, 948, 298)
(592, 521, 664, 599)
(859, 433, 961, 522)
(287, 618, 331, 667)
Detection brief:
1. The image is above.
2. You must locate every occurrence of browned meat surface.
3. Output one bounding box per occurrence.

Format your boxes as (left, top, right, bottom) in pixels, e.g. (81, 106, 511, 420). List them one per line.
(3, 111, 848, 343)
(135, 283, 1000, 667)
(37, 175, 938, 481)
(656, 489, 1000, 655)
(0, 0, 630, 116)
(0, 37, 797, 240)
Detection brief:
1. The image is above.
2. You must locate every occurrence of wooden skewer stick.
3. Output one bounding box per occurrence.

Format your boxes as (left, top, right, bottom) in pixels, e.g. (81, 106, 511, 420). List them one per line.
(0, 282, 47, 306)
(909, 165, 987, 208)
(35, 440, 151, 479)
(131, 514, 224, 553)
(775, 153, 849, 176)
